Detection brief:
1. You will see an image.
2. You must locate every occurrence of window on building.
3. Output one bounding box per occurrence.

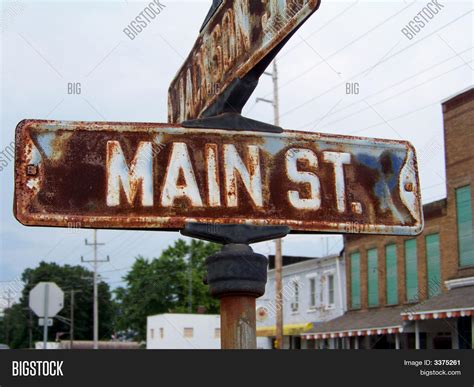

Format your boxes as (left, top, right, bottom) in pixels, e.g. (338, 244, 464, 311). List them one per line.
(214, 328, 221, 339)
(327, 274, 335, 306)
(150, 329, 155, 339)
(183, 327, 194, 338)
(426, 234, 442, 298)
(367, 248, 379, 307)
(385, 244, 398, 305)
(456, 186, 474, 267)
(160, 327, 164, 339)
(291, 280, 299, 312)
(404, 239, 418, 302)
(309, 277, 316, 308)
(350, 252, 361, 309)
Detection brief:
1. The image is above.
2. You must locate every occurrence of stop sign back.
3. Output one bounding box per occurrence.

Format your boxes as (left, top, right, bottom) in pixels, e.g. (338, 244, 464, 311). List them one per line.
(29, 282, 64, 318)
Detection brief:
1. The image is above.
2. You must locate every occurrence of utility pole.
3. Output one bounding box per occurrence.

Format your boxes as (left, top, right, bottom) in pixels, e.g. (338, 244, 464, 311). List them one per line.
(4, 288, 14, 346)
(81, 230, 109, 350)
(188, 253, 193, 313)
(5, 289, 13, 309)
(69, 289, 81, 349)
(256, 59, 283, 349)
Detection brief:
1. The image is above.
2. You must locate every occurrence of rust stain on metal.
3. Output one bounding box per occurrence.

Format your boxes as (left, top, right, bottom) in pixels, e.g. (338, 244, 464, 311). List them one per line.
(220, 296, 257, 349)
(14, 119, 423, 235)
(168, 0, 321, 123)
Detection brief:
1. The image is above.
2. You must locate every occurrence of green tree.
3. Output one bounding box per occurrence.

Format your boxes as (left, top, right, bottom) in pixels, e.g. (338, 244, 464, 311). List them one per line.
(3, 262, 115, 348)
(115, 239, 220, 341)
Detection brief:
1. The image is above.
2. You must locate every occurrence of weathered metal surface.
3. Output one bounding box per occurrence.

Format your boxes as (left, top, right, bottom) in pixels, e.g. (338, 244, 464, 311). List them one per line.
(14, 119, 423, 235)
(168, 0, 321, 123)
(220, 295, 257, 349)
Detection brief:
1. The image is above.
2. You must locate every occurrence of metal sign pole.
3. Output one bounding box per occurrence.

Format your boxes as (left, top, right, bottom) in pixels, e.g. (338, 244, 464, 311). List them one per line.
(43, 283, 49, 349)
(220, 295, 257, 349)
(181, 223, 290, 349)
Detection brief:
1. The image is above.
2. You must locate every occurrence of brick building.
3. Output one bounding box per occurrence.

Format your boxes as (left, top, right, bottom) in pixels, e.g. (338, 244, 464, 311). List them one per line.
(303, 88, 474, 349)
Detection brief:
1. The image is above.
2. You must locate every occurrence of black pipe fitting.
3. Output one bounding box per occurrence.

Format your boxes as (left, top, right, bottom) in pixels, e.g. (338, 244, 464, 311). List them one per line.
(180, 222, 290, 299)
(205, 244, 268, 298)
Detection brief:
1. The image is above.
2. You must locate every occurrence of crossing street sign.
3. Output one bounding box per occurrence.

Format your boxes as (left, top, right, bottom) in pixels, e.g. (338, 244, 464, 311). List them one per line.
(14, 119, 423, 235)
(168, 0, 321, 123)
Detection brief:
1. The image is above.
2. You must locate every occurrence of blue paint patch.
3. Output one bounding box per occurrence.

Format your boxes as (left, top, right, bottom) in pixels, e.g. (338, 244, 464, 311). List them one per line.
(385, 154, 403, 191)
(356, 152, 404, 211)
(375, 181, 385, 198)
(355, 154, 378, 170)
(36, 133, 55, 159)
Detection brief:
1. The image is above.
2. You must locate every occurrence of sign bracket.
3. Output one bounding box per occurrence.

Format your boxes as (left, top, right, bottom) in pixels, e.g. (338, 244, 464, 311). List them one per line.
(182, 112, 283, 133)
(180, 34, 295, 133)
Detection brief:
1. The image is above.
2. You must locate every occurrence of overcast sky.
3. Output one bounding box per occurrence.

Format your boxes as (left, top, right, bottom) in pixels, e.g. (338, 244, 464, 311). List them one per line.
(0, 0, 472, 305)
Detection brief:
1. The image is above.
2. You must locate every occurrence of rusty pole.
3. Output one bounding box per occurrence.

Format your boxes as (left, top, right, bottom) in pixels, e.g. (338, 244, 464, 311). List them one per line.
(220, 296, 257, 349)
(181, 223, 290, 350)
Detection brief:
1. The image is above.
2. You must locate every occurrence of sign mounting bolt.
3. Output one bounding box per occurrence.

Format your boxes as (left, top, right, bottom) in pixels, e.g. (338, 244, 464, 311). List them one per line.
(26, 164, 38, 176)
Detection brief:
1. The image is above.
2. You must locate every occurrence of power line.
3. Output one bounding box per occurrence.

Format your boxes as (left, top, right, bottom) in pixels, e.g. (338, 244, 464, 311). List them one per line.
(293, 47, 473, 130)
(278, 0, 361, 62)
(244, 0, 412, 117)
(316, 60, 473, 131)
(264, 1, 419, 102)
(277, 9, 472, 118)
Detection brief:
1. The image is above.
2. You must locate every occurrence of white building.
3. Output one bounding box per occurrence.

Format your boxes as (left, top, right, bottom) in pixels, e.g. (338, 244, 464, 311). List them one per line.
(256, 254, 346, 349)
(147, 313, 221, 349)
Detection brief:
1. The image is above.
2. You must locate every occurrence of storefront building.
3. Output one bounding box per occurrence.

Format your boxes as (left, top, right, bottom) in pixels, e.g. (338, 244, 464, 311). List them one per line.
(257, 253, 346, 349)
(304, 88, 474, 349)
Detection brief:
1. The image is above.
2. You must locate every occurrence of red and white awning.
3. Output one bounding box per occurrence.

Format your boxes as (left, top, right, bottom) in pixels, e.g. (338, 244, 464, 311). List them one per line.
(303, 326, 403, 340)
(402, 308, 474, 321)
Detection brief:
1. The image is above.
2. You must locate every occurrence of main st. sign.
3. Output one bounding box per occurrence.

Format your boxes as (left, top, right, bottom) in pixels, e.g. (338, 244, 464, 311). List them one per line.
(14, 120, 422, 235)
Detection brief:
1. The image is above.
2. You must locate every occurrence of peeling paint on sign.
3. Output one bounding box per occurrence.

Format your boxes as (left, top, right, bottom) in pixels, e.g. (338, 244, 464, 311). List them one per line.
(168, 0, 321, 123)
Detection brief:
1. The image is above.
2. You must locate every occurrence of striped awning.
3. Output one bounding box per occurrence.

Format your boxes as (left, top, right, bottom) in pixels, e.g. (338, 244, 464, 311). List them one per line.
(303, 326, 403, 340)
(402, 308, 474, 321)
(400, 286, 474, 321)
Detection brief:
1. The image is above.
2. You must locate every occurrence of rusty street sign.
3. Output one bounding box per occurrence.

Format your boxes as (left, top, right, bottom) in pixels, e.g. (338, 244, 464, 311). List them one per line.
(14, 119, 422, 235)
(168, 0, 321, 123)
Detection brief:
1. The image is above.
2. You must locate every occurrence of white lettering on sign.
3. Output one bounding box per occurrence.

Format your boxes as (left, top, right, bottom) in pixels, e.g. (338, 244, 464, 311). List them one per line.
(106, 141, 154, 207)
(161, 143, 203, 207)
(104, 142, 354, 213)
(323, 151, 351, 213)
(285, 149, 321, 210)
(206, 144, 221, 207)
(224, 144, 263, 208)
(169, 1, 252, 122)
